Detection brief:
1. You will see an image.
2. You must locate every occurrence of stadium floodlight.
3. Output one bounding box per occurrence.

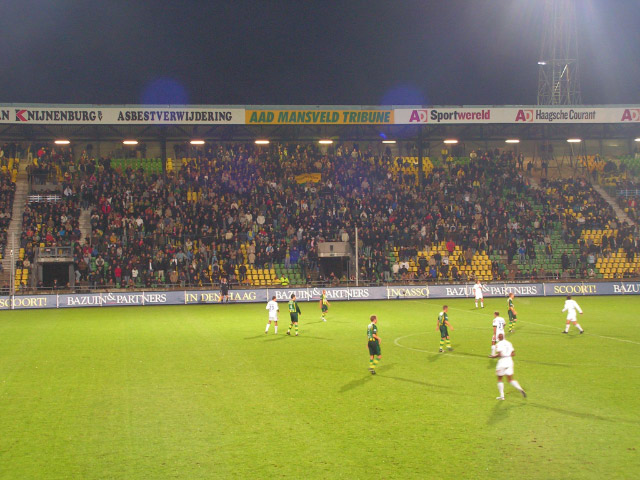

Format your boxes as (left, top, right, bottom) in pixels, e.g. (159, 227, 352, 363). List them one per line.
(54, 140, 70, 145)
(254, 139, 270, 145)
(505, 139, 520, 144)
(190, 140, 205, 145)
(443, 139, 458, 144)
(318, 139, 333, 144)
(567, 138, 582, 143)
(123, 140, 138, 145)
(382, 140, 396, 144)
(635, 138, 640, 142)
(537, 61, 547, 65)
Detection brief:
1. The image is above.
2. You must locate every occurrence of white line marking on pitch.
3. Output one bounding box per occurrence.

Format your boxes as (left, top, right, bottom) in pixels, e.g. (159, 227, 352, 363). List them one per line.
(393, 332, 640, 368)
(405, 300, 640, 346)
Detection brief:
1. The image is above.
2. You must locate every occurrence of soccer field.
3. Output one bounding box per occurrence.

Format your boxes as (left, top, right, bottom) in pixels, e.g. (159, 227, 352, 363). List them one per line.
(1, 296, 639, 479)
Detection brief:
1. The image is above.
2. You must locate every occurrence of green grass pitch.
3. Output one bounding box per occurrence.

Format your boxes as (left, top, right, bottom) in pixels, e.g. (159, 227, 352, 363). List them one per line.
(1, 296, 639, 479)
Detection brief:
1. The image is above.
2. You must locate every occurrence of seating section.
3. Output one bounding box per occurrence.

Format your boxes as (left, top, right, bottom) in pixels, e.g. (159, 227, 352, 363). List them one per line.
(111, 158, 163, 175)
(12, 144, 640, 289)
(0, 167, 17, 259)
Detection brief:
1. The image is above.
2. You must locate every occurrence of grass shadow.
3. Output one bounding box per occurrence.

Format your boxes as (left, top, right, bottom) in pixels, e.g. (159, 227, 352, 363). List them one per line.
(487, 401, 524, 425)
(338, 364, 395, 393)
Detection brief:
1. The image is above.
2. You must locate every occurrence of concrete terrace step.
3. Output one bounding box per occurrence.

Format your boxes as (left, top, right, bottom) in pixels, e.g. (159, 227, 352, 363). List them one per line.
(592, 183, 635, 227)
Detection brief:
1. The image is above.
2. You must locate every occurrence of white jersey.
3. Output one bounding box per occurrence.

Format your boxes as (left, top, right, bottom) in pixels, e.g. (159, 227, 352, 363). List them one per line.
(492, 316, 506, 337)
(562, 299, 583, 319)
(495, 339, 515, 375)
(472, 283, 483, 299)
(266, 300, 279, 319)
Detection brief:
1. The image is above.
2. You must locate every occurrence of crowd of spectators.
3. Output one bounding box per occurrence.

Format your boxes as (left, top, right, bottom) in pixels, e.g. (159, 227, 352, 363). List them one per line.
(14, 142, 640, 289)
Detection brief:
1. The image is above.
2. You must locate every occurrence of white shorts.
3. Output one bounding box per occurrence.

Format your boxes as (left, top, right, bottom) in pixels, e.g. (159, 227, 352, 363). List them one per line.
(566, 314, 577, 322)
(496, 358, 514, 377)
(492, 331, 504, 342)
(268, 316, 278, 322)
(475, 294, 483, 300)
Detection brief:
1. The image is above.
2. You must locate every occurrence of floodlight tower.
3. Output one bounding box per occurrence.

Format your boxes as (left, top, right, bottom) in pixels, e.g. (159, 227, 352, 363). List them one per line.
(537, 0, 582, 105)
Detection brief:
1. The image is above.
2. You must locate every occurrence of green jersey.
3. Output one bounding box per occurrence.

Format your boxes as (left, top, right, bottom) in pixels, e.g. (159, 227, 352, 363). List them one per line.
(367, 322, 378, 342)
(438, 312, 448, 327)
(288, 300, 301, 314)
(321, 293, 329, 306)
(508, 298, 515, 311)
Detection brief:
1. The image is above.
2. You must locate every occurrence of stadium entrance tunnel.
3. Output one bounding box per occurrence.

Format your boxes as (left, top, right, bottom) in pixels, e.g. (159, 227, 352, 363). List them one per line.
(41, 263, 73, 289)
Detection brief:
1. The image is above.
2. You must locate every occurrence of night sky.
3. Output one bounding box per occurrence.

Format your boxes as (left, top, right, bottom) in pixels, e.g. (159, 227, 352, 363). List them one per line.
(1, 0, 639, 106)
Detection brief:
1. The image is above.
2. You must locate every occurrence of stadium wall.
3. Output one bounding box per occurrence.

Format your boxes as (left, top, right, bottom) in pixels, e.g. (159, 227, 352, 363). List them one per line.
(1, 281, 638, 310)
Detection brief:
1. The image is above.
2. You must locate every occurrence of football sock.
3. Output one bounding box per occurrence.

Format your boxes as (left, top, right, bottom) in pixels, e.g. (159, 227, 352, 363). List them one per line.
(491, 344, 496, 355)
(564, 324, 570, 333)
(497, 382, 505, 398)
(295, 324, 298, 335)
(439, 339, 444, 350)
(510, 380, 524, 392)
(481, 301, 484, 308)
(274, 325, 278, 334)
(475, 302, 478, 308)
(373, 358, 379, 369)
(265, 324, 270, 333)
(369, 358, 374, 369)
(446, 339, 452, 349)
(575, 324, 583, 332)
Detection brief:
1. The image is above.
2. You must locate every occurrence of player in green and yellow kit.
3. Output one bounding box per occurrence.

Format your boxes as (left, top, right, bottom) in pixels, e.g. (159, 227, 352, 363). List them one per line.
(507, 292, 518, 332)
(320, 289, 330, 321)
(437, 305, 454, 352)
(367, 315, 381, 374)
(286, 293, 302, 336)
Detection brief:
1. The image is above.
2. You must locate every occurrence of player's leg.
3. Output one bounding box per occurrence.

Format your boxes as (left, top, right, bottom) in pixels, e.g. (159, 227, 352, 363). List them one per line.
(294, 321, 299, 336)
(480, 296, 484, 308)
(274, 321, 278, 334)
(496, 374, 505, 400)
(490, 338, 497, 356)
(265, 320, 271, 333)
(439, 335, 445, 352)
(506, 374, 526, 398)
(287, 317, 293, 335)
(475, 298, 478, 308)
(445, 335, 452, 351)
(563, 319, 571, 333)
(374, 354, 381, 370)
(572, 320, 584, 333)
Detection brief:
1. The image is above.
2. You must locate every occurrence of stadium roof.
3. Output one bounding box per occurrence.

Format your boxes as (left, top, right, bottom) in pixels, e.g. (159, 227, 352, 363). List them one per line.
(0, 104, 638, 143)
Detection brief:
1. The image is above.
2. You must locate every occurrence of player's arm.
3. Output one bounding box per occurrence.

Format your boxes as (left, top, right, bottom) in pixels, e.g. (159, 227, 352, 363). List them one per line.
(445, 320, 454, 331)
(576, 303, 583, 314)
(373, 333, 381, 343)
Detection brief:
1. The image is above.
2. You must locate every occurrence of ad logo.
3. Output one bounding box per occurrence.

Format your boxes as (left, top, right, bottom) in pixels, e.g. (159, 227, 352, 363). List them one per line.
(15, 109, 28, 122)
(408, 109, 429, 123)
(621, 109, 640, 122)
(515, 109, 533, 122)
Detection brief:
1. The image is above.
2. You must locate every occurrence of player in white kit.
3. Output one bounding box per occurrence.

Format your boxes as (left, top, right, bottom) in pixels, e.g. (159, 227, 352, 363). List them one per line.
(265, 296, 279, 334)
(561, 295, 584, 334)
(490, 333, 526, 400)
(472, 280, 484, 308)
(490, 311, 506, 356)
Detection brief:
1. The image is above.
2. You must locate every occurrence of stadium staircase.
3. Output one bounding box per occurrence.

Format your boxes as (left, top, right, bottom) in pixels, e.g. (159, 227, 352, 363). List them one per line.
(592, 183, 635, 226)
(79, 208, 92, 245)
(0, 160, 29, 288)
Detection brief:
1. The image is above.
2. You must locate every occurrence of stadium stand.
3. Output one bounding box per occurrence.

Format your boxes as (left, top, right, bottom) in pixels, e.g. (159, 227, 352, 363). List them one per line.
(11, 142, 640, 290)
